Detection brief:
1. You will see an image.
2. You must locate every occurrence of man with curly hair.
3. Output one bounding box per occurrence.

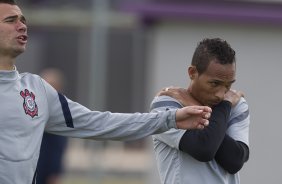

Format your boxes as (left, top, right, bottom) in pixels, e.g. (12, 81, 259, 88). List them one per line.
(151, 38, 250, 184)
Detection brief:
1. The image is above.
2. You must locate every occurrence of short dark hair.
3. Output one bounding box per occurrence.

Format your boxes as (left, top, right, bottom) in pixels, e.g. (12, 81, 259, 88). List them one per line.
(191, 38, 236, 75)
(0, 0, 17, 5)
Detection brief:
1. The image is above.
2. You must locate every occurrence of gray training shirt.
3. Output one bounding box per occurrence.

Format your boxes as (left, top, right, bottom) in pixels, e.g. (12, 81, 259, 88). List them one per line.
(151, 96, 250, 184)
(0, 69, 178, 184)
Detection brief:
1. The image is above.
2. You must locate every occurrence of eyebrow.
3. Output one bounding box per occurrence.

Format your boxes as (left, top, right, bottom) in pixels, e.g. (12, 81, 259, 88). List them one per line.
(3, 14, 26, 23)
(211, 79, 236, 84)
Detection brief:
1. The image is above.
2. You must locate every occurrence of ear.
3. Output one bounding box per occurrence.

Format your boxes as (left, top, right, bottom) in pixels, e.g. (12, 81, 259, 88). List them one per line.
(188, 66, 198, 80)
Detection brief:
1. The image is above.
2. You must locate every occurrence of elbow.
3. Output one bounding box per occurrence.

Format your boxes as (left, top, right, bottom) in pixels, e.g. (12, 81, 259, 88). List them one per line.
(226, 144, 250, 174)
(226, 152, 249, 174)
(228, 169, 241, 175)
(225, 161, 245, 174)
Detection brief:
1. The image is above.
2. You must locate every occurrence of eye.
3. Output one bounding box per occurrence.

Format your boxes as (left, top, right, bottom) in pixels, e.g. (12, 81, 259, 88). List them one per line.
(210, 81, 220, 87)
(3, 17, 17, 24)
(5, 18, 16, 23)
(3, 16, 26, 25)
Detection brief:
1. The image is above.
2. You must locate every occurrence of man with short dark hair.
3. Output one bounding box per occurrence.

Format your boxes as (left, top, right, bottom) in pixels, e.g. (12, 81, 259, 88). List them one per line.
(0, 1, 212, 183)
(151, 38, 250, 184)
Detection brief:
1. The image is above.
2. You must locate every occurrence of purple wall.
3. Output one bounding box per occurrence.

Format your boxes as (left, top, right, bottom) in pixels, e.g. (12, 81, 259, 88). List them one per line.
(121, 1, 282, 26)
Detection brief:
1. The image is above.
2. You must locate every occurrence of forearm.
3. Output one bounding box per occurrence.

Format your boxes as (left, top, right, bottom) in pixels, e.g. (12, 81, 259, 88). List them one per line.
(215, 134, 249, 174)
(179, 101, 231, 162)
(47, 94, 178, 140)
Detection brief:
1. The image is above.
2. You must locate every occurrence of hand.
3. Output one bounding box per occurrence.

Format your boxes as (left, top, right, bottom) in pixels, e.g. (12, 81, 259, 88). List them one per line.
(157, 86, 199, 106)
(156, 86, 175, 96)
(175, 106, 212, 129)
(224, 89, 244, 107)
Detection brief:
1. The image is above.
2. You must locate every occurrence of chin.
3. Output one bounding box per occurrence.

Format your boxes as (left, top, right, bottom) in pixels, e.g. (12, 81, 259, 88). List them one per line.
(204, 101, 215, 107)
(200, 102, 210, 107)
(11, 50, 25, 58)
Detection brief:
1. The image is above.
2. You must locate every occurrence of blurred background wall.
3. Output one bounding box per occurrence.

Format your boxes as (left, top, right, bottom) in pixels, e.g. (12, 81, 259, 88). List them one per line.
(16, 0, 282, 183)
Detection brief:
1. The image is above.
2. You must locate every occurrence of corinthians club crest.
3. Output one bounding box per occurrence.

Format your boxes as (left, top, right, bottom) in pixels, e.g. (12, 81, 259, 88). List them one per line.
(20, 89, 38, 118)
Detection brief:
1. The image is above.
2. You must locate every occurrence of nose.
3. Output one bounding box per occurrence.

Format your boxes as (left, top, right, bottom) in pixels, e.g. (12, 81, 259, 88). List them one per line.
(16, 21, 27, 33)
(215, 89, 226, 101)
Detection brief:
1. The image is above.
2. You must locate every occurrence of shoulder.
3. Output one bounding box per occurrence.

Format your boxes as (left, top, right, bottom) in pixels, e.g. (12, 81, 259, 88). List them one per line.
(150, 96, 183, 111)
(228, 97, 250, 129)
(151, 95, 182, 105)
(227, 97, 250, 144)
(19, 72, 53, 92)
(230, 97, 249, 118)
(20, 72, 43, 82)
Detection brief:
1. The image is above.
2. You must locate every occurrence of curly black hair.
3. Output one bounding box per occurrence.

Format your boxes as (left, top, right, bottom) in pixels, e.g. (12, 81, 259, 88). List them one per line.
(191, 38, 236, 75)
(0, 0, 17, 5)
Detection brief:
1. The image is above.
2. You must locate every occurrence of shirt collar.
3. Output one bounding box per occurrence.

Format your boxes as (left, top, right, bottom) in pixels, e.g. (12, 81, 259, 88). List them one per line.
(0, 66, 20, 82)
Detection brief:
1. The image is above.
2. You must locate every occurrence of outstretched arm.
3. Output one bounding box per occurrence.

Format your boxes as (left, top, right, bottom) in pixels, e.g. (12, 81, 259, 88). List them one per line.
(43, 80, 211, 141)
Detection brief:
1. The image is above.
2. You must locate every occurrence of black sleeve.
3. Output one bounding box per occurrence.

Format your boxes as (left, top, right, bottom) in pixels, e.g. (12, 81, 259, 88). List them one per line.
(179, 101, 232, 162)
(215, 135, 249, 174)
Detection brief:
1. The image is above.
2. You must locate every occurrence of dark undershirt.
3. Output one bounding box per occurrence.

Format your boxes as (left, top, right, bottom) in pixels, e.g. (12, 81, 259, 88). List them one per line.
(178, 101, 249, 174)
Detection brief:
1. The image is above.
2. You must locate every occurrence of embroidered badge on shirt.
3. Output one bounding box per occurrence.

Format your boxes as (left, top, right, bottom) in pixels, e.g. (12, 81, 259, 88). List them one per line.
(20, 89, 38, 118)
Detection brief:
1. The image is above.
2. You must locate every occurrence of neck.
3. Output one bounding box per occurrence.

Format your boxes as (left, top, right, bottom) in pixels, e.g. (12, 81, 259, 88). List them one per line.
(186, 88, 202, 106)
(0, 56, 15, 70)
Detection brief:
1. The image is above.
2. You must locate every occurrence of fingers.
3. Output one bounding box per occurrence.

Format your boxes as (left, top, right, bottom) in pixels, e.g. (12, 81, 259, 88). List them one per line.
(189, 106, 212, 114)
(225, 89, 245, 106)
(157, 88, 175, 97)
(237, 91, 244, 97)
(200, 119, 209, 127)
(162, 86, 175, 92)
(230, 89, 245, 97)
(193, 118, 209, 130)
(196, 124, 205, 130)
(203, 119, 209, 126)
(175, 106, 211, 130)
(182, 106, 211, 122)
(156, 86, 174, 96)
(198, 106, 212, 113)
(203, 112, 211, 119)
(157, 86, 182, 96)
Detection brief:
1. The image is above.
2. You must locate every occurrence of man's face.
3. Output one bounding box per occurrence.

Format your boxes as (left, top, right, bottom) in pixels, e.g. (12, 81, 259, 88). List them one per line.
(0, 3, 28, 58)
(189, 60, 236, 107)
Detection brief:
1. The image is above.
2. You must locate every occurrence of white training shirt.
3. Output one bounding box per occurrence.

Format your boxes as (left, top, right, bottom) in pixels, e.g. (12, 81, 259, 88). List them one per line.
(0, 69, 178, 184)
(151, 96, 250, 184)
